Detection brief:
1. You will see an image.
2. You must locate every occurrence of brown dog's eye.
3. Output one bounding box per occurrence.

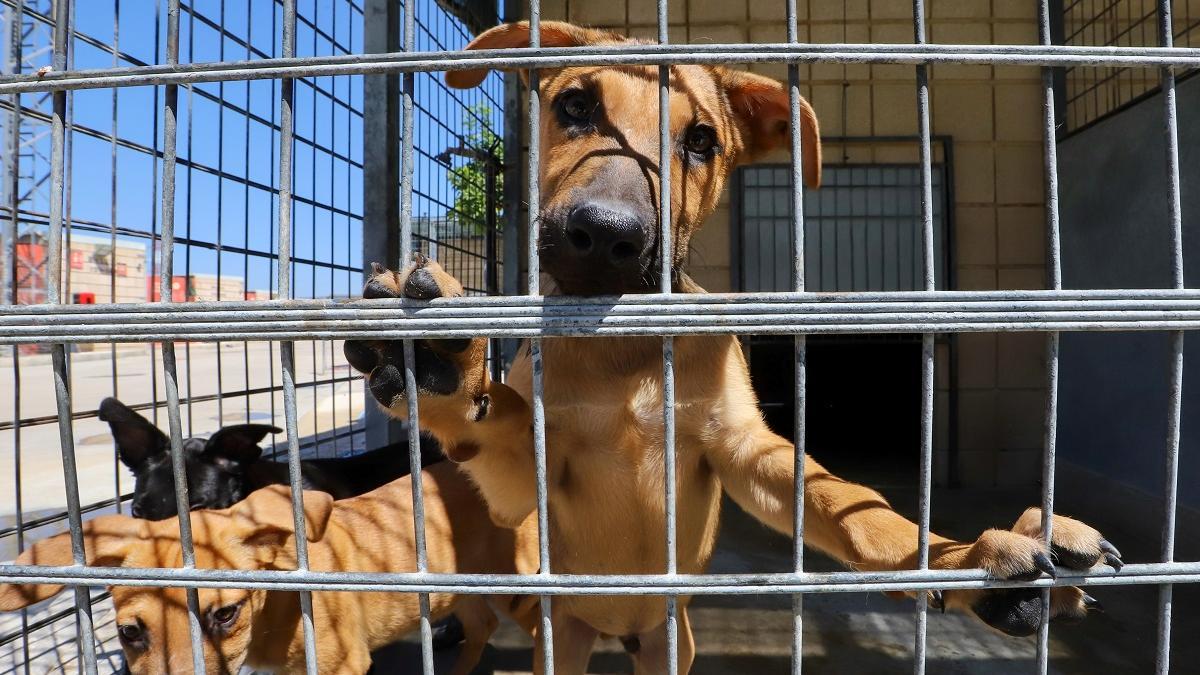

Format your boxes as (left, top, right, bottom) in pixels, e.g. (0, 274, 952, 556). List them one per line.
(684, 125, 718, 157)
(207, 602, 242, 635)
(118, 622, 146, 648)
(559, 90, 594, 124)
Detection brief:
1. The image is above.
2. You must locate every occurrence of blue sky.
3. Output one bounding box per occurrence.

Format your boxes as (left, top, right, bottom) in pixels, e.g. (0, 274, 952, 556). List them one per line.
(7, 0, 504, 300)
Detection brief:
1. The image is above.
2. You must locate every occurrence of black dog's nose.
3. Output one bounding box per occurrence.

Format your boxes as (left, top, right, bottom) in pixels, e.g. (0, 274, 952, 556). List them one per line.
(130, 502, 143, 519)
(564, 201, 646, 267)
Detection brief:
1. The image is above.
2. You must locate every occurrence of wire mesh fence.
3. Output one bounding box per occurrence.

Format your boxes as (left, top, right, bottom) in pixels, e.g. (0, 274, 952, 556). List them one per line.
(0, 0, 502, 670)
(0, 0, 1195, 674)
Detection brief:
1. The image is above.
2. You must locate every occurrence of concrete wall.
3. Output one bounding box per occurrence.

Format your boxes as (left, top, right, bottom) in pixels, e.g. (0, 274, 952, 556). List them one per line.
(517, 0, 1053, 487)
(1059, 74, 1200, 511)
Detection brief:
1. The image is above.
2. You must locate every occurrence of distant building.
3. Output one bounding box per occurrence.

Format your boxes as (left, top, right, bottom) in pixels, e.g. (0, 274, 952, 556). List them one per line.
(15, 231, 148, 306)
(148, 273, 246, 303)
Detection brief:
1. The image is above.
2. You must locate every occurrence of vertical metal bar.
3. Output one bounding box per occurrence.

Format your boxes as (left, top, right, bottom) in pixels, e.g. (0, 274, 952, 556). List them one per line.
(109, 0, 123, 513)
(242, 0, 252, 425)
(656, 3, 679, 675)
(1156, 0, 1184, 672)
(911, 1, 935, 673)
(45, 1, 100, 671)
(3, 2, 31, 670)
(214, 0, 226, 429)
(148, 0, 162, 431)
(397, 1, 434, 673)
(276, 1, 320, 673)
(785, 1, 807, 672)
(1036, 1, 1064, 672)
(362, 0, 402, 450)
(526, 2, 555, 672)
(157, 1, 207, 671)
(62, 1, 74, 311)
(182, 0, 195, 437)
(309, 12, 320, 458)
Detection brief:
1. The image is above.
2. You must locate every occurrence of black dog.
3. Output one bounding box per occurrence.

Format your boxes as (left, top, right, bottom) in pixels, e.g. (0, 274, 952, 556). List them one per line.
(98, 397, 466, 658)
(99, 396, 443, 520)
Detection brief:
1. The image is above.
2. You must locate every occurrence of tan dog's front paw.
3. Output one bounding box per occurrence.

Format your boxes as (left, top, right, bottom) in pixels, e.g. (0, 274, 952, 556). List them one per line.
(344, 255, 491, 427)
(941, 527, 1109, 636)
(1011, 507, 1123, 572)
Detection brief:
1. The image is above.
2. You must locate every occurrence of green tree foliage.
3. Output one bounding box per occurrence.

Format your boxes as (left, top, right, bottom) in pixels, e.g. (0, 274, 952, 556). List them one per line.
(447, 103, 503, 233)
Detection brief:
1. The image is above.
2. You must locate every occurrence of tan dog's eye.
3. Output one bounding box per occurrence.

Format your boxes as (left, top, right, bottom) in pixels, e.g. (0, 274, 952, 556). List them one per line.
(684, 125, 718, 157)
(207, 602, 243, 635)
(558, 89, 594, 125)
(118, 622, 146, 649)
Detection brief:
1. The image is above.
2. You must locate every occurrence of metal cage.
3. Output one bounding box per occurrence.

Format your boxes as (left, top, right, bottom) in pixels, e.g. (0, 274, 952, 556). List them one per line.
(0, 0, 1197, 673)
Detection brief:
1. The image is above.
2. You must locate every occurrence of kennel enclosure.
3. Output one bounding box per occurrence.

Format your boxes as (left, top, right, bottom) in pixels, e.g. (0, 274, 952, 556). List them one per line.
(0, 0, 1199, 674)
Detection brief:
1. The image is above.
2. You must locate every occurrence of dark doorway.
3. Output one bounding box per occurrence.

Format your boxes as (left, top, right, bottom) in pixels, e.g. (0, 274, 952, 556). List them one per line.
(747, 336, 922, 481)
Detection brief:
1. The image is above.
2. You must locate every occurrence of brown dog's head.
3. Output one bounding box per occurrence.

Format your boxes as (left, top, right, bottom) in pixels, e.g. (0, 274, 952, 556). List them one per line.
(448, 21, 820, 295)
(0, 486, 333, 675)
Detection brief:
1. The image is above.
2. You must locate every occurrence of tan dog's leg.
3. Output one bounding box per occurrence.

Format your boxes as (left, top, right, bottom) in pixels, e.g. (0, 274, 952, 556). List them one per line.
(448, 596, 500, 675)
(532, 605, 599, 675)
(629, 606, 695, 675)
(344, 257, 538, 527)
(710, 423, 1121, 636)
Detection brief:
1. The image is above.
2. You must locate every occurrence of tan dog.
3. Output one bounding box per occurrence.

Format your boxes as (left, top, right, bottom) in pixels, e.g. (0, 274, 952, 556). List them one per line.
(342, 20, 1123, 674)
(0, 462, 539, 674)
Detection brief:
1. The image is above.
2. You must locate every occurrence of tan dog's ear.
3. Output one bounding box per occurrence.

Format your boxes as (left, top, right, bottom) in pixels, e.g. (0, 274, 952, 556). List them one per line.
(722, 70, 822, 188)
(231, 485, 334, 545)
(446, 21, 627, 90)
(0, 515, 143, 611)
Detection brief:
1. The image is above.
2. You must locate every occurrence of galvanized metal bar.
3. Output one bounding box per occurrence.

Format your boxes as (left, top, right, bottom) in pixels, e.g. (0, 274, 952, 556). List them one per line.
(527, 3, 555, 672)
(19, 298, 1200, 340)
(2, 1, 31, 669)
(108, 0, 123, 517)
(0, 560, 1192, 594)
(44, 0, 100, 671)
(911, 1, 935, 672)
(157, 0, 207, 670)
(1036, 1, 1065, 671)
(4, 43, 1200, 94)
(397, 1, 435, 672)
(656, 2, 680, 674)
(363, 0, 402, 450)
(15, 286, 1200, 315)
(275, 1, 320, 672)
(1156, 0, 1185, 672)
(786, 0, 807, 671)
(213, 0, 226, 429)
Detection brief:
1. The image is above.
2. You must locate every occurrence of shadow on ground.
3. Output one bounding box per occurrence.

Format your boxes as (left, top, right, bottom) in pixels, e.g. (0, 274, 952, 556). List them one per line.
(377, 480, 1198, 674)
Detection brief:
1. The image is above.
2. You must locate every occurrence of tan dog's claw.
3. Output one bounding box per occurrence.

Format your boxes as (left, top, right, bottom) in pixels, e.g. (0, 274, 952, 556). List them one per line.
(1033, 551, 1057, 578)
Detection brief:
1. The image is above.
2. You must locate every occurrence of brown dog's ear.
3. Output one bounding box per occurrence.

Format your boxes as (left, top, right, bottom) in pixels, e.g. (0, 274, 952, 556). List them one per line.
(0, 515, 143, 611)
(722, 70, 822, 188)
(231, 485, 334, 545)
(446, 21, 627, 90)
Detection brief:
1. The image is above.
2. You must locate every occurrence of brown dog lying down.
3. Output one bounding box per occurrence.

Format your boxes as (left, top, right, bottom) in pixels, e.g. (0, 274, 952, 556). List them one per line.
(342, 20, 1124, 674)
(0, 462, 539, 675)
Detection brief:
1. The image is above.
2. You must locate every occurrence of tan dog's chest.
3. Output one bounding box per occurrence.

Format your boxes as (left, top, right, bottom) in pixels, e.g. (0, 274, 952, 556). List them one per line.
(506, 335, 751, 634)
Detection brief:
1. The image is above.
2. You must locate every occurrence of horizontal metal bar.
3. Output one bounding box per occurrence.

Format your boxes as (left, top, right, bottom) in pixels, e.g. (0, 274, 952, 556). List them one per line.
(12, 292, 1200, 341)
(1, 42, 1198, 93)
(0, 562, 1195, 595)
(13, 288, 1200, 317)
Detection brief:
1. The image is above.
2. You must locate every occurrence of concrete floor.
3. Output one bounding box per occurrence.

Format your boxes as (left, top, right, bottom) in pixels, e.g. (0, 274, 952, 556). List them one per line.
(374, 478, 1199, 675)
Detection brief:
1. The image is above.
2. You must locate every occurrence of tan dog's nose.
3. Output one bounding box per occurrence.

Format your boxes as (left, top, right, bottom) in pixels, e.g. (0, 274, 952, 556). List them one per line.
(564, 201, 647, 268)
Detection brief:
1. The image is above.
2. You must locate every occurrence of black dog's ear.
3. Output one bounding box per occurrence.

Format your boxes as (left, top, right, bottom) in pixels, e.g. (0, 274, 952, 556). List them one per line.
(98, 397, 169, 470)
(203, 424, 282, 467)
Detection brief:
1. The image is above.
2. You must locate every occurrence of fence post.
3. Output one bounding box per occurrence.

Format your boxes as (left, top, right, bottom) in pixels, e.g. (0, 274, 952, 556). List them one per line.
(363, 0, 403, 449)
